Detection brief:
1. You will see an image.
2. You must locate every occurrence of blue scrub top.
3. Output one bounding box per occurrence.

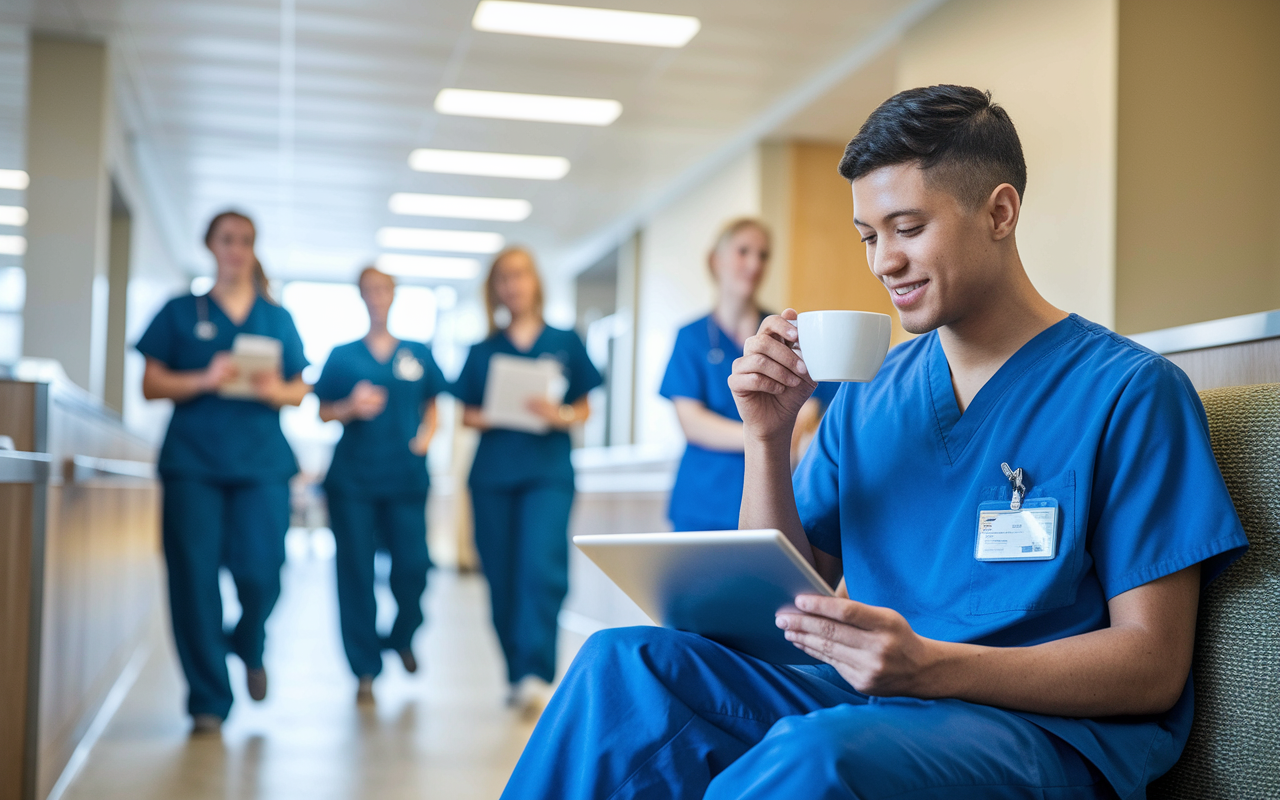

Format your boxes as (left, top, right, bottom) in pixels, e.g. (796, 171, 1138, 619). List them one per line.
(136, 293, 308, 483)
(660, 314, 839, 531)
(313, 339, 447, 498)
(793, 314, 1248, 800)
(453, 326, 602, 489)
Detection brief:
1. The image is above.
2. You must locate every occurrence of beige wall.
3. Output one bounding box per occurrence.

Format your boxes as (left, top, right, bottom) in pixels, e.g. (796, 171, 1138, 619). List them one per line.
(1114, 0, 1280, 334)
(897, 0, 1119, 327)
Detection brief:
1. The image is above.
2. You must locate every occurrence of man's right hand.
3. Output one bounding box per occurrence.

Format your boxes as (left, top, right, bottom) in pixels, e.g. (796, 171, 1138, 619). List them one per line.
(729, 309, 817, 443)
(347, 380, 388, 420)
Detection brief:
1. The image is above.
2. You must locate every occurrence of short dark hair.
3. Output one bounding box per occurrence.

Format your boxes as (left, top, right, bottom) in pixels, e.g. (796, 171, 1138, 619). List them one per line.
(837, 85, 1026, 208)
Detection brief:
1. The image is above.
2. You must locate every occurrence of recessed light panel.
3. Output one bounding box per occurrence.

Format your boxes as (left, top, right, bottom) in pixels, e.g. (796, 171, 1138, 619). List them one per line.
(0, 206, 27, 226)
(473, 1, 700, 48)
(435, 88, 621, 126)
(376, 227, 506, 254)
(0, 170, 28, 190)
(0, 234, 27, 256)
(389, 193, 532, 222)
(376, 254, 483, 280)
(408, 148, 570, 180)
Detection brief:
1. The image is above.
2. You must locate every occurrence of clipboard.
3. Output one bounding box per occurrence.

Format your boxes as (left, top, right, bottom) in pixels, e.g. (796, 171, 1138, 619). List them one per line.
(218, 333, 283, 399)
(482, 353, 568, 433)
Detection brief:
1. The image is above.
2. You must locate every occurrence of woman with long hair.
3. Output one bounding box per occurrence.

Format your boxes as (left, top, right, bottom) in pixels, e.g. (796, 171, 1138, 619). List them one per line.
(660, 218, 834, 532)
(314, 266, 447, 703)
(137, 210, 309, 734)
(452, 247, 602, 714)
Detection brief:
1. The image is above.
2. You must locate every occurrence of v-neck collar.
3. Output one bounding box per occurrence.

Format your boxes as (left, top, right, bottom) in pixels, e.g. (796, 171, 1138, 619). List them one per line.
(361, 336, 401, 366)
(927, 314, 1083, 464)
(502, 325, 546, 355)
(206, 292, 259, 330)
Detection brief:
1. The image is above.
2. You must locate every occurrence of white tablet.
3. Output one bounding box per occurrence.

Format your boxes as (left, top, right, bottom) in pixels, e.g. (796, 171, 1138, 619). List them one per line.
(573, 529, 834, 665)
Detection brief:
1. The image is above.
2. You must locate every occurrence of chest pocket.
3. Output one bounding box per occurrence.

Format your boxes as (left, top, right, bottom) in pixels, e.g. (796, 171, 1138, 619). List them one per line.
(968, 470, 1082, 615)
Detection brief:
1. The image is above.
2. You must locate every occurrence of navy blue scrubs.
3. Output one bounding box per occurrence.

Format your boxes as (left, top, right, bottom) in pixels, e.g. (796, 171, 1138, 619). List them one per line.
(503, 315, 1248, 799)
(313, 339, 447, 678)
(453, 326, 602, 685)
(136, 293, 307, 719)
(660, 314, 838, 531)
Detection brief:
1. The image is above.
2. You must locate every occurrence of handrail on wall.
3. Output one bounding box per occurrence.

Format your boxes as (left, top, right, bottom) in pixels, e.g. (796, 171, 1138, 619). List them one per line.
(0, 450, 52, 484)
(63, 455, 157, 484)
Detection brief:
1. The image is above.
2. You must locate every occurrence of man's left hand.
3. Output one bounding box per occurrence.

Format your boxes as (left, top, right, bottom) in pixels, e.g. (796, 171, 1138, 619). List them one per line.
(776, 595, 939, 697)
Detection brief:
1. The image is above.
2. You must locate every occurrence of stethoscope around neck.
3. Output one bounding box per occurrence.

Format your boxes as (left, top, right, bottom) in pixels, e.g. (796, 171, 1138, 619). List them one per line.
(706, 316, 726, 365)
(194, 294, 218, 341)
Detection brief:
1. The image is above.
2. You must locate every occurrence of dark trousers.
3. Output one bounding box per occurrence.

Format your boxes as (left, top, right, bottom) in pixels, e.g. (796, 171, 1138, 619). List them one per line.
(327, 492, 430, 678)
(161, 478, 289, 718)
(470, 481, 574, 684)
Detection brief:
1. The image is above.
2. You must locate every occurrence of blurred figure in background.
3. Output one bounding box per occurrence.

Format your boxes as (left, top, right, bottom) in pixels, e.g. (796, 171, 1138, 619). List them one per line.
(138, 210, 310, 734)
(314, 267, 448, 703)
(659, 218, 836, 532)
(453, 247, 602, 715)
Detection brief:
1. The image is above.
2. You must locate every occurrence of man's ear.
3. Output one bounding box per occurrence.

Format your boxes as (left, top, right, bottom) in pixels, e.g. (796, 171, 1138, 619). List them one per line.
(988, 183, 1020, 241)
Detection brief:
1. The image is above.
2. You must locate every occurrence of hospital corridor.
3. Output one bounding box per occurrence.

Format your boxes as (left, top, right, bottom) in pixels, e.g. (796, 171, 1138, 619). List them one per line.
(2, 0, 1279, 798)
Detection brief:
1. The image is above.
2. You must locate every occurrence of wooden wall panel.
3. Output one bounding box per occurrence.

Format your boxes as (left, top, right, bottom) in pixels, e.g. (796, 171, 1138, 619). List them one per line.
(1163, 338, 1280, 393)
(786, 141, 911, 345)
(0, 484, 34, 800)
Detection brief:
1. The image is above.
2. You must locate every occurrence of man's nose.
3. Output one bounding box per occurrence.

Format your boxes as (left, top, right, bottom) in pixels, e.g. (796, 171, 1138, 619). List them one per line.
(871, 241, 907, 278)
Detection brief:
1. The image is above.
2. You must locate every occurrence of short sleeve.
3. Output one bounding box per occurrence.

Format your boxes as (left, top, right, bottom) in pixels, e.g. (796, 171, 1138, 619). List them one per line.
(135, 299, 178, 366)
(453, 344, 488, 406)
(659, 326, 705, 402)
(422, 347, 447, 399)
(793, 387, 846, 558)
(563, 331, 604, 403)
(1088, 358, 1248, 598)
(311, 349, 349, 402)
(277, 308, 309, 379)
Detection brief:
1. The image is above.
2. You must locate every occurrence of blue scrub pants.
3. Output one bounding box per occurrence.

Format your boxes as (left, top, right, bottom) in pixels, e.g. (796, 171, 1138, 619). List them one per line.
(327, 492, 430, 678)
(470, 480, 573, 685)
(502, 627, 1117, 800)
(161, 478, 290, 719)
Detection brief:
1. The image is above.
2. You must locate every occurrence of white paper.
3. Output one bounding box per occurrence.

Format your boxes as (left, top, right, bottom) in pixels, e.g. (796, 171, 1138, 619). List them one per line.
(482, 353, 568, 434)
(218, 333, 283, 399)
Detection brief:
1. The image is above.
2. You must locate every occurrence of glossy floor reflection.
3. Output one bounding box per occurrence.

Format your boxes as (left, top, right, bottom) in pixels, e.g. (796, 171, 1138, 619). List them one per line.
(60, 530, 582, 800)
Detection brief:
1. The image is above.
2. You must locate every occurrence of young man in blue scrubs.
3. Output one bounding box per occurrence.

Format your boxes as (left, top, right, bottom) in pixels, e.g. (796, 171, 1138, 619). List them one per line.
(500, 85, 1249, 799)
(314, 267, 448, 702)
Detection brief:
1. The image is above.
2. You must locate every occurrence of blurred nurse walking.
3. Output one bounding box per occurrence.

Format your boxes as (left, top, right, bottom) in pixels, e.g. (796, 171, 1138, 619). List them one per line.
(453, 247, 602, 714)
(138, 211, 310, 734)
(314, 267, 448, 703)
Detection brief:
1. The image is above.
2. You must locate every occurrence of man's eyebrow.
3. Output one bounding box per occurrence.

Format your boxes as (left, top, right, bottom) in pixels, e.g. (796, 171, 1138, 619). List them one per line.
(853, 209, 925, 227)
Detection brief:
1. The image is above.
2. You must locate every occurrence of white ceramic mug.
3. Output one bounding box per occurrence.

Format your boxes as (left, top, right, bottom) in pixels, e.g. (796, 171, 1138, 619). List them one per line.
(796, 310, 892, 382)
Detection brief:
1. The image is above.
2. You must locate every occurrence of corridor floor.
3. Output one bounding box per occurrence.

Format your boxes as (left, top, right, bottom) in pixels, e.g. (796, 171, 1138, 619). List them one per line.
(58, 530, 583, 800)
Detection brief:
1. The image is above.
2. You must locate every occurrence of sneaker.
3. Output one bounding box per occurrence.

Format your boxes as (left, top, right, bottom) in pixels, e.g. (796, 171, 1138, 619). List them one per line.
(246, 667, 268, 702)
(398, 648, 418, 674)
(191, 714, 223, 736)
(509, 676, 554, 719)
(356, 676, 375, 705)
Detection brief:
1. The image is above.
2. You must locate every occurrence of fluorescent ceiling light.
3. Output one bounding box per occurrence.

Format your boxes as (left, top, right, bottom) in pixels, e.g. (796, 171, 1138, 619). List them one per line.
(376, 254, 483, 280)
(389, 193, 532, 222)
(408, 148, 570, 180)
(473, 1, 700, 47)
(435, 88, 621, 126)
(0, 206, 27, 226)
(0, 234, 27, 256)
(0, 170, 28, 190)
(376, 227, 505, 254)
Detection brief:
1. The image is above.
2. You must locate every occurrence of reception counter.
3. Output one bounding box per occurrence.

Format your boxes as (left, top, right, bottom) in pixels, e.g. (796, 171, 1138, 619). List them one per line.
(0, 378, 160, 800)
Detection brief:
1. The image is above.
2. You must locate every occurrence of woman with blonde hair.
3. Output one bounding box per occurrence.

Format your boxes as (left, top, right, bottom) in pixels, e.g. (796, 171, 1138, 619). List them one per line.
(453, 247, 602, 713)
(314, 267, 448, 703)
(659, 218, 835, 532)
(137, 210, 310, 734)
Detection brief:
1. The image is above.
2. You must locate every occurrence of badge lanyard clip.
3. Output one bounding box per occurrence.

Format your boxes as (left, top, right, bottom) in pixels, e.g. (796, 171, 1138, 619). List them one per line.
(1000, 462, 1025, 510)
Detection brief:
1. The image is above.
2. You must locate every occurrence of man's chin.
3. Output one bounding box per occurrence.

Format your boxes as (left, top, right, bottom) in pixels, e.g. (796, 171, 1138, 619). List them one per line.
(898, 311, 942, 336)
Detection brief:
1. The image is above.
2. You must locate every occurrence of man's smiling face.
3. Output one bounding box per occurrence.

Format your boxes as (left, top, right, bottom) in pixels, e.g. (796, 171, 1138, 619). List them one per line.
(852, 163, 1006, 335)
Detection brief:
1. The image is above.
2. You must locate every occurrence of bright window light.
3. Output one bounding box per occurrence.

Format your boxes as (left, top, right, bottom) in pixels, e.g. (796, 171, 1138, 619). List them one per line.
(0, 267, 25, 312)
(377, 227, 505, 254)
(0, 206, 27, 226)
(409, 148, 570, 180)
(388, 286, 439, 342)
(389, 193, 532, 222)
(376, 254, 483, 280)
(0, 235, 27, 256)
(0, 170, 28, 190)
(435, 88, 621, 126)
(473, 1, 700, 47)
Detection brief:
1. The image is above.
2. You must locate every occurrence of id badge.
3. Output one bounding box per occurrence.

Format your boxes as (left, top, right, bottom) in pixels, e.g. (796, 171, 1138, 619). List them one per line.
(974, 498, 1059, 561)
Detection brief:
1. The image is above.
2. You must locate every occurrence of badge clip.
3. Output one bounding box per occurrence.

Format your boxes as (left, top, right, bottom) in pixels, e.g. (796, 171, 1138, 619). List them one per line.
(1001, 462, 1025, 510)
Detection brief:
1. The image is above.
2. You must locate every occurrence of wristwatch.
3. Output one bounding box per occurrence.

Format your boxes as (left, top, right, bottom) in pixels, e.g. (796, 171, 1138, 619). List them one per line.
(557, 404, 576, 423)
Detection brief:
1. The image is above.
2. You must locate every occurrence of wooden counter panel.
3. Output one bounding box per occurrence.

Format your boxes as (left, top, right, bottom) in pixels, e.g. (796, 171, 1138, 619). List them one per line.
(0, 484, 35, 800)
(1163, 337, 1280, 392)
